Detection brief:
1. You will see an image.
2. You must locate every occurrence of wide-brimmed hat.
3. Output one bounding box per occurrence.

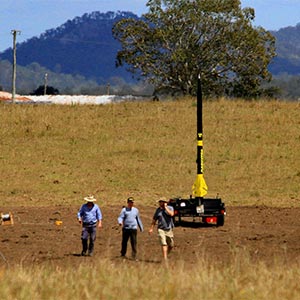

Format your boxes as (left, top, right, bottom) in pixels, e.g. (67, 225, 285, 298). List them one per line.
(127, 197, 134, 203)
(84, 195, 97, 202)
(158, 197, 168, 203)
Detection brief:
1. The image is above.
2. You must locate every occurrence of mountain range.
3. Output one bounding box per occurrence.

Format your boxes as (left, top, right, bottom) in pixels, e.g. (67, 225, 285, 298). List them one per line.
(0, 11, 299, 93)
(270, 24, 300, 75)
(0, 11, 137, 88)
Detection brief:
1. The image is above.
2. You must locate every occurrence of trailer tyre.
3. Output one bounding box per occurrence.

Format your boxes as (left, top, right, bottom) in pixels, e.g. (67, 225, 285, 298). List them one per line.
(174, 214, 181, 226)
(217, 215, 225, 227)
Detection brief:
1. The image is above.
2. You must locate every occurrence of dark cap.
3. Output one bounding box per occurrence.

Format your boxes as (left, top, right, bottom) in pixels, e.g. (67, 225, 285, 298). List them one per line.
(127, 197, 134, 203)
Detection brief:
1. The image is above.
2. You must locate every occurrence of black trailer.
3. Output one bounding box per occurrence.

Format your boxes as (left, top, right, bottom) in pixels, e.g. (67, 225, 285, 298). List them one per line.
(169, 196, 226, 226)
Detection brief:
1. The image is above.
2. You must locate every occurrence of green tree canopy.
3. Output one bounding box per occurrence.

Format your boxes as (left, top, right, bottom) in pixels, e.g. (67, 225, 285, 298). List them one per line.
(113, 0, 276, 97)
(30, 85, 59, 96)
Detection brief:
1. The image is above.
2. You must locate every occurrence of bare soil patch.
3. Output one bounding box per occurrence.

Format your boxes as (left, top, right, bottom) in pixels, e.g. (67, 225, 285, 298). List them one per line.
(1, 205, 300, 268)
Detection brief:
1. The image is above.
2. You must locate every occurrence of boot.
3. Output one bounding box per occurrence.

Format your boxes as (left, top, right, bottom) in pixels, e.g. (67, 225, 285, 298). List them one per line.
(81, 239, 88, 256)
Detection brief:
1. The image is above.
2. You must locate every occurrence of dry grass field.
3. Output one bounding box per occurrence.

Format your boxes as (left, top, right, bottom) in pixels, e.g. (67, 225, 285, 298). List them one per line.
(0, 98, 299, 207)
(1, 98, 300, 299)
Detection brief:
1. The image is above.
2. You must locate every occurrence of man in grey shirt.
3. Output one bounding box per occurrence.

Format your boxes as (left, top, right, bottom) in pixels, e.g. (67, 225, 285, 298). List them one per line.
(118, 197, 143, 260)
(149, 197, 174, 261)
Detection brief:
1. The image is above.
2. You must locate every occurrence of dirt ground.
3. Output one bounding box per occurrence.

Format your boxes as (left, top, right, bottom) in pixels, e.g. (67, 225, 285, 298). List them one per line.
(1, 205, 300, 269)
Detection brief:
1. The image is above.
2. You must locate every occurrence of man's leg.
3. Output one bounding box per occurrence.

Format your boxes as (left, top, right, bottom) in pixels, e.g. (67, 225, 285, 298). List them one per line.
(162, 245, 168, 260)
(81, 227, 88, 255)
(158, 229, 168, 260)
(88, 226, 97, 256)
(121, 228, 130, 257)
(166, 230, 174, 255)
(129, 229, 138, 259)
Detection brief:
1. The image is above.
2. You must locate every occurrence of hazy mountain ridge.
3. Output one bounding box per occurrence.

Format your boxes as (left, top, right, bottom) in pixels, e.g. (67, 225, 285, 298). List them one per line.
(0, 11, 138, 84)
(270, 23, 300, 75)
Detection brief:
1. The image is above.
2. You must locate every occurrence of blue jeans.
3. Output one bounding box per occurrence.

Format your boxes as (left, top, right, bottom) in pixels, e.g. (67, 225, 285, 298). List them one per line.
(81, 226, 97, 254)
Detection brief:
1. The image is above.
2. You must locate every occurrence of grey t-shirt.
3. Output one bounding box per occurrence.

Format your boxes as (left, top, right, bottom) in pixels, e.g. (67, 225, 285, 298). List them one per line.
(153, 206, 174, 230)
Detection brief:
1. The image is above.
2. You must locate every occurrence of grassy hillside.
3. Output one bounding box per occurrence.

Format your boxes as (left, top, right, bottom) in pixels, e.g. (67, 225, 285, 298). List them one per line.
(0, 98, 299, 207)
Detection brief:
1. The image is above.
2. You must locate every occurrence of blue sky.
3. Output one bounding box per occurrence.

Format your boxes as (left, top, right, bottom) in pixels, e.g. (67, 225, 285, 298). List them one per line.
(0, 0, 299, 52)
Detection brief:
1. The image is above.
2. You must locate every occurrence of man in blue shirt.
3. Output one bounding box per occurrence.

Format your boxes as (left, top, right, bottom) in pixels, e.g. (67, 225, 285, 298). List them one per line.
(118, 197, 143, 260)
(149, 197, 174, 261)
(77, 195, 102, 256)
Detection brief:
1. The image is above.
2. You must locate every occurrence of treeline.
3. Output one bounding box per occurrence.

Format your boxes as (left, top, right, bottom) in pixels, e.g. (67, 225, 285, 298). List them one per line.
(270, 74, 300, 100)
(1, 59, 300, 99)
(0, 59, 154, 96)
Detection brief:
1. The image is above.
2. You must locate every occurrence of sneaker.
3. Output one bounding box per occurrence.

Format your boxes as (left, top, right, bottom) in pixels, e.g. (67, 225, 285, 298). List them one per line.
(81, 251, 87, 256)
(88, 252, 93, 257)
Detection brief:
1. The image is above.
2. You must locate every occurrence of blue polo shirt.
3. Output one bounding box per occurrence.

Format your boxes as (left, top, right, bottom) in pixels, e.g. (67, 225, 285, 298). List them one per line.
(77, 203, 102, 226)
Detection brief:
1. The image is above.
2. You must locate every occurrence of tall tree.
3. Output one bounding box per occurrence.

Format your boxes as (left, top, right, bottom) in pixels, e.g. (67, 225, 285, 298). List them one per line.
(113, 0, 276, 97)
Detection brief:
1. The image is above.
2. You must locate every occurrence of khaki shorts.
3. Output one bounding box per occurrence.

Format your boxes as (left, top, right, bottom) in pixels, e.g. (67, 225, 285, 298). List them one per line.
(158, 228, 174, 247)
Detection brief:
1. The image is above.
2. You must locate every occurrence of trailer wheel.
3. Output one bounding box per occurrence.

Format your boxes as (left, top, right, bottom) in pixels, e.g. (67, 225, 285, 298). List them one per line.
(173, 214, 181, 226)
(217, 215, 225, 227)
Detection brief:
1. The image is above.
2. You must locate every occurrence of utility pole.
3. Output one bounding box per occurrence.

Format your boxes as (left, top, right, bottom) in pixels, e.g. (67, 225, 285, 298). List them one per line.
(11, 30, 21, 102)
(106, 83, 110, 95)
(44, 73, 48, 95)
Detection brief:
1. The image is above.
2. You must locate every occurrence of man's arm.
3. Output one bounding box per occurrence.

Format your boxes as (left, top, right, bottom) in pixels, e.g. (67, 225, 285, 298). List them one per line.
(117, 208, 125, 226)
(137, 211, 144, 232)
(97, 219, 102, 228)
(148, 218, 156, 234)
(96, 206, 103, 228)
(77, 206, 83, 224)
(164, 203, 174, 216)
